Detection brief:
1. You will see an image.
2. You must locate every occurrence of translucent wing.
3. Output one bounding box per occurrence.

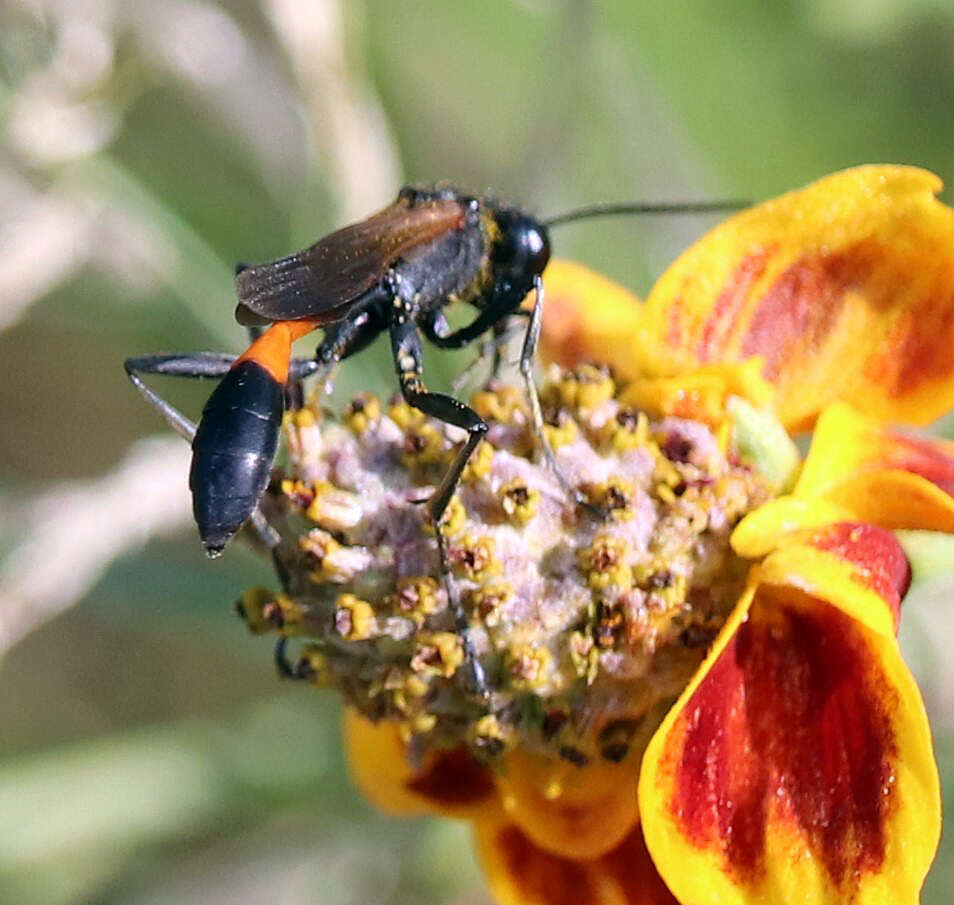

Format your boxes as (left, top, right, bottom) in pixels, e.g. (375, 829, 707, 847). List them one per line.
(234, 197, 467, 324)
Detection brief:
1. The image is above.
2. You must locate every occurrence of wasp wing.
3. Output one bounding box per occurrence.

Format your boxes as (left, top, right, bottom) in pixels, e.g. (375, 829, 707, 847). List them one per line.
(234, 197, 467, 325)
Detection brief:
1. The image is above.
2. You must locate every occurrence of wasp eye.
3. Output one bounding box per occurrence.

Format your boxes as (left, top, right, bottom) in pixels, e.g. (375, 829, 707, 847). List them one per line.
(494, 214, 551, 282)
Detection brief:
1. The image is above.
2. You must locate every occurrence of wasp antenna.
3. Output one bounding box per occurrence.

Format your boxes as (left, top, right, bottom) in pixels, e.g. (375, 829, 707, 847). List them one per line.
(544, 199, 750, 228)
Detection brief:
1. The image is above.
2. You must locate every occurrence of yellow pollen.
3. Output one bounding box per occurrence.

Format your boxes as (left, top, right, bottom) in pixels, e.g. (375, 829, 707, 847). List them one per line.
(543, 364, 616, 412)
(411, 631, 464, 678)
(410, 712, 438, 734)
(461, 439, 494, 482)
(471, 580, 513, 627)
(587, 478, 636, 520)
(237, 587, 304, 634)
(569, 630, 600, 684)
(498, 479, 540, 525)
(343, 392, 381, 433)
(424, 494, 467, 537)
(297, 644, 331, 686)
(471, 384, 527, 424)
(579, 534, 632, 590)
(282, 478, 316, 509)
(401, 423, 446, 467)
(305, 482, 363, 531)
(387, 400, 423, 430)
(292, 407, 317, 428)
(392, 576, 441, 625)
(472, 714, 503, 741)
(333, 594, 376, 641)
(299, 530, 346, 582)
(449, 534, 501, 581)
(543, 413, 579, 450)
(507, 644, 551, 690)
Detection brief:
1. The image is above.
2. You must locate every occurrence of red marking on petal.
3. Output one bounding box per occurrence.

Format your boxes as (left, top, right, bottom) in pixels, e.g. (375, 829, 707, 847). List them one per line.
(883, 430, 954, 496)
(740, 245, 875, 381)
(666, 293, 687, 352)
(811, 522, 911, 629)
(671, 598, 899, 890)
(406, 746, 496, 806)
(880, 292, 954, 397)
(545, 291, 588, 367)
(601, 829, 682, 905)
(496, 824, 680, 905)
(500, 824, 597, 905)
(698, 248, 772, 362)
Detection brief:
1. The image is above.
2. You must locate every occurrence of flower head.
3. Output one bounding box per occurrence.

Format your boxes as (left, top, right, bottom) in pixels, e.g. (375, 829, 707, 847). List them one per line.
(242, 166, 954, 905)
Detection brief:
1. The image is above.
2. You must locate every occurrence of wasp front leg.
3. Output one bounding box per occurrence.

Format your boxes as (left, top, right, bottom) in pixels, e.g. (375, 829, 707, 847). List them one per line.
(518, 276, 596, 513)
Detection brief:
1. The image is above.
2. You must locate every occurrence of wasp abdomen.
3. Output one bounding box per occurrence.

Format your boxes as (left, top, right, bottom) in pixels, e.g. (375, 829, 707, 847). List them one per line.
(189, 359, 284, 556)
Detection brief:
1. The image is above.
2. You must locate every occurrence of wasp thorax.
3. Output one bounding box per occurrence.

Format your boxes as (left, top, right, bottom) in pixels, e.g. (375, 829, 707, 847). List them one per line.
(240, 365, 774, 764)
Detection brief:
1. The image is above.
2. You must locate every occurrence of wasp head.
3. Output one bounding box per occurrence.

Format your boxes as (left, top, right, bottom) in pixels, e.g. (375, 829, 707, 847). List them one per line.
(491, 207, 551, 291)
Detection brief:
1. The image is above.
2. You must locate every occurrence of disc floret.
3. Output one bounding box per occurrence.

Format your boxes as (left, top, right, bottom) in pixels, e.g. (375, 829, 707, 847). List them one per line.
(242, 365, 774, 763)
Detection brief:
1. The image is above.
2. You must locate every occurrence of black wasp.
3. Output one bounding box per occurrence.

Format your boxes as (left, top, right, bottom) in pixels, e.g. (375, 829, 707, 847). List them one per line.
(125, 184, 740, 557)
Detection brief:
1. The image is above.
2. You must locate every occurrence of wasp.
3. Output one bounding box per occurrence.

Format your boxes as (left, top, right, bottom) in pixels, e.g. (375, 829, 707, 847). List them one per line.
(125, 185, 739, 556)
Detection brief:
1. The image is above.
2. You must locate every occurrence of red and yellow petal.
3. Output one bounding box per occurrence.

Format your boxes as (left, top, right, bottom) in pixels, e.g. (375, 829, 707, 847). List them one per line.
(538, 260, 776, 423)
(475, 817, 679, 905)
(638, 578, 939, 905)
(756, 522, 911, 637)
(731, 497, 855, 559)
(618, 361, 775, 429)
(343, 709, 499, 820)
(794, 402, 954, 531)
(493, 746, 642, 861)
(539, 259, 647, 376)
(637, 166, 954, 431)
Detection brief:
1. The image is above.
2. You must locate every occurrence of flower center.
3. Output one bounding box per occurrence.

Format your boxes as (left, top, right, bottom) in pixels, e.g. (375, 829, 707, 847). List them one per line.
(239, 364, 775, 765)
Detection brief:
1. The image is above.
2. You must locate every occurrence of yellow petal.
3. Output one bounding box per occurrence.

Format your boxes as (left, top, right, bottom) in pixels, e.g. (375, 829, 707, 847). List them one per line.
(638, 578, 939, 905)
(618, 362, 774, 428)
(732, 497, 855, 559)
(343, 709, 498, 820)
(493, 746, 642, 860)
(475, 818, 679, 905)
(538, 259, 645, 376)
(756, 521, 911, 637)
(796, 402, 954, 531)
(639, 166, 954, 430)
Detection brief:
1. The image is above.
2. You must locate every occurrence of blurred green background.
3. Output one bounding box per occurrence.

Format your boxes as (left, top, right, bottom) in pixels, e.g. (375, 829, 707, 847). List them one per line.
(2, 1, 953, 902)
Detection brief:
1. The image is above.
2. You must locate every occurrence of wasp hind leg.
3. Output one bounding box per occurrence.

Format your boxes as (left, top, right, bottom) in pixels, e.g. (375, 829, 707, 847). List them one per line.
(273, 637, 317, 681)
(122, 352, 316, 551)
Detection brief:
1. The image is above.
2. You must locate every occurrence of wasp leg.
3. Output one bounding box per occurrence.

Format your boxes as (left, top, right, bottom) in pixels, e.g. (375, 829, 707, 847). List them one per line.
(519, 276, 597, 514)
(390, 319, 488, 523)
(489, 316, 511, 382)
(273, 637, 314, 681)
(420, 280, 525, 351)
(314, 299, 390, 381)
(122, 353, 319, 550)
(447, 314, 531, 395)
(433, 519, 489, 701)
(124, 353, 319, 388)
(389, 315, 490, 700)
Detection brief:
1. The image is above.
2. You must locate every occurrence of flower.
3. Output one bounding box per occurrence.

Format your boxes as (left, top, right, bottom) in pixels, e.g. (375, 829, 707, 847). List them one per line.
(244, 166, 954, 905)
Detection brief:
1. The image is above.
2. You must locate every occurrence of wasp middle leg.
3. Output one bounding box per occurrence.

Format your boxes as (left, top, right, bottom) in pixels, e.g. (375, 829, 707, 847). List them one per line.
(389, 313, 490, 699)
